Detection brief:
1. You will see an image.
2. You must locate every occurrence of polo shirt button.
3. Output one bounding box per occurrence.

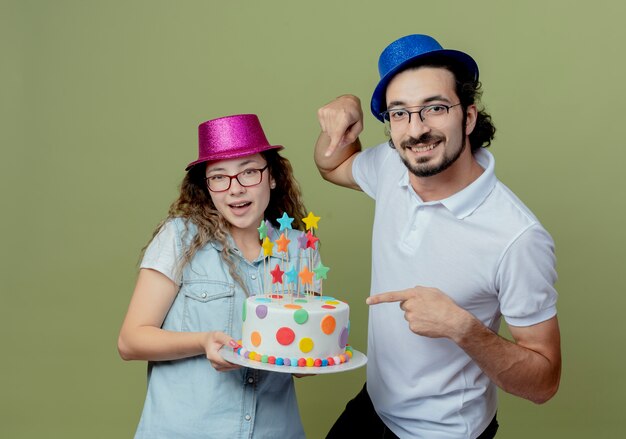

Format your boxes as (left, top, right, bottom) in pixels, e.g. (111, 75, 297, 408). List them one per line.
(201, 293, 207, 298)
(245, 414, 251, 421)
(247, 377, 254, 384)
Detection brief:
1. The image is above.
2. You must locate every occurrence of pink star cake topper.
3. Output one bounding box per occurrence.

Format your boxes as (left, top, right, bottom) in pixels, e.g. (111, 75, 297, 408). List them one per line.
(306, 230, 319, 250)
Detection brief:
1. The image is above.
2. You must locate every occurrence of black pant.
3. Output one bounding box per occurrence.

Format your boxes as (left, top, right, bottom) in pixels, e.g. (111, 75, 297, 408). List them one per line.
(326, 383, 499, 439)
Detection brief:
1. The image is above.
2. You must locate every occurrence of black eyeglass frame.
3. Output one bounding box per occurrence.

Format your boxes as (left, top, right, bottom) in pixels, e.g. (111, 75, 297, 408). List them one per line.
(205, 165, 269, 192)
(380, 103, 462, 125)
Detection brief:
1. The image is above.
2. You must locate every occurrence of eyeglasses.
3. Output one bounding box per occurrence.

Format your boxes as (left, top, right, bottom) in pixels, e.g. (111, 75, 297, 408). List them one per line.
(205, 165, 268, 192)
(380, 103, 461, 128)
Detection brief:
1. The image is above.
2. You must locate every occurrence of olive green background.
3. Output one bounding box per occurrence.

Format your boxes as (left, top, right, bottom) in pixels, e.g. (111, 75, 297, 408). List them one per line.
(2, 1, 624, 437)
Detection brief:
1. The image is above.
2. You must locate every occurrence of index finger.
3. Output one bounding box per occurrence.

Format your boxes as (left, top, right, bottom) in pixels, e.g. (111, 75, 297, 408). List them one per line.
(325, 132, 343, 157)
(366, 290, 413, 305)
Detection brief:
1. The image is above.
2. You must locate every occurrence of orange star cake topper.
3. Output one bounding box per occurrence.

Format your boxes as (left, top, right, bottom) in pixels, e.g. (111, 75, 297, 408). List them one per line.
(298, 266, 314, 285)
(275, 233, 291, 253)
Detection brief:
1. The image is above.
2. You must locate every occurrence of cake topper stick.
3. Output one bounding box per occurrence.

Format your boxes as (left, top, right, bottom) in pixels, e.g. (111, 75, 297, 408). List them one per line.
(262, 236, 274, 298)
(298, 266, 314, 297)
(275, 232, 291, 292)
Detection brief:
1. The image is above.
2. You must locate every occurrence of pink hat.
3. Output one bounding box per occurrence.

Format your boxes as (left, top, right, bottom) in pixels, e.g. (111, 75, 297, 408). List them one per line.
(185, 114, 283, 170)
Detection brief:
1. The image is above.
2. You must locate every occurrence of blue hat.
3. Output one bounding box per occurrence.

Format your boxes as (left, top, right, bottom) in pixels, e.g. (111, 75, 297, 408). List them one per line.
(370, 34, 479, 122)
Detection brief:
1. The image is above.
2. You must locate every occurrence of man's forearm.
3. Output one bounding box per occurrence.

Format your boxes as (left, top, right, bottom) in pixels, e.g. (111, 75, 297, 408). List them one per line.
(314, 131, 361, 189)
(453, 314, 561, 404)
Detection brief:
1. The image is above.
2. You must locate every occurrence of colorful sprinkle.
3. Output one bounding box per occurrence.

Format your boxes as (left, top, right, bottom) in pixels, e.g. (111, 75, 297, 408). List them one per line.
(306, 358, 314, 367)
(297, 358, 306, 367)
(276, 357, 284, 366)
(284, 304, 302, 309)
(322, 305, 336, 309)
(268, 356, 276, 364)
(314, 358, 322, 367)
(322, 359, 328, 367)
(325, 300, 340, 305)
(327, 357, 335, 366)
(261, 355, 269, 363)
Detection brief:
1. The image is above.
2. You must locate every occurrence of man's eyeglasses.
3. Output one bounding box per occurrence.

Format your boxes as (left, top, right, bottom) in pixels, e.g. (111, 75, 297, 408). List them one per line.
(205, 165, 268, 192)
(380, 103, 461, 128)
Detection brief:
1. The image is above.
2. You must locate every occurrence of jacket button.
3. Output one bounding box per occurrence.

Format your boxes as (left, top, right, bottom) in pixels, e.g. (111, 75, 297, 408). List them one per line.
(251, 274, 257, 280)
(201, 293, 207, 298)
(247, 377, 254, 384)
(245, 414, 251, 421)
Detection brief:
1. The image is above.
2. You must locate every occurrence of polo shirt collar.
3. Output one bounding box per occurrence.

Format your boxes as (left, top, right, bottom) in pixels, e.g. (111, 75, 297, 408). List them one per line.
(398, 148, 497, 219)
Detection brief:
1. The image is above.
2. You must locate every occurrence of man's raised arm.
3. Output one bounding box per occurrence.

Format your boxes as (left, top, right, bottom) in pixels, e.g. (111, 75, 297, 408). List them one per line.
(314, 94, 364, 190)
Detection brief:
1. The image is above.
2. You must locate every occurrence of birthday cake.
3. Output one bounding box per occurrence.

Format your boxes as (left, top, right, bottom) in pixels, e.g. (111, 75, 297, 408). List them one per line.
(231, 212, 354, 368)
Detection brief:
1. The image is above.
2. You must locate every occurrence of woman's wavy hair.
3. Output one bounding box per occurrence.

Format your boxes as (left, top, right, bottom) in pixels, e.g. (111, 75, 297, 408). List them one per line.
(395, 54, 496, 151)
(146, 149, 307, 293)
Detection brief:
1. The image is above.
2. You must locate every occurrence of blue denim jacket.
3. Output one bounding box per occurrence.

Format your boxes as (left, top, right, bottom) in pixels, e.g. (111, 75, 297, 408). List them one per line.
(135, 218, 315, 438)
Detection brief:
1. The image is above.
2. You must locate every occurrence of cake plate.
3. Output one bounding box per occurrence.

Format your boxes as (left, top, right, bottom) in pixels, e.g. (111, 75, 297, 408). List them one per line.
(219, 346, 367, 374)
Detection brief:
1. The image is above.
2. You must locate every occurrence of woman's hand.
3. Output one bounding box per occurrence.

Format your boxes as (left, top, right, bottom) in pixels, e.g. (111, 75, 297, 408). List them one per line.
(204, 331, 242, 372)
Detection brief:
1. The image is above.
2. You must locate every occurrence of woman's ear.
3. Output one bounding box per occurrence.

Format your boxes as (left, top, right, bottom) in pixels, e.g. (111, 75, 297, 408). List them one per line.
(270, 177, 276, 189)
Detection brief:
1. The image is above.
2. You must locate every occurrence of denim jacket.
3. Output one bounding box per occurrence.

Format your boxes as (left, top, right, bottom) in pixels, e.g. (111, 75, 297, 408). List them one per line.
(135, 218, 316, 438)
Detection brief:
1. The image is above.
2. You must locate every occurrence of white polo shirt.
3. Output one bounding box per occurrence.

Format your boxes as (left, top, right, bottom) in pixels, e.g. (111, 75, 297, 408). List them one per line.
(352, 144, 558, 439)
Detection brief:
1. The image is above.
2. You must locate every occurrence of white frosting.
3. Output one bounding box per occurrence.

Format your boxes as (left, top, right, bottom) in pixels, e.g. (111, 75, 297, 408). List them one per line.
(241, 295, 350, 360)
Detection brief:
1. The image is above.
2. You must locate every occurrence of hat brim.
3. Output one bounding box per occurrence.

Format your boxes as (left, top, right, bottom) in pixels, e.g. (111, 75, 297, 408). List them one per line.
(370, 49, 478, 122)
(185, 144, 283, 171)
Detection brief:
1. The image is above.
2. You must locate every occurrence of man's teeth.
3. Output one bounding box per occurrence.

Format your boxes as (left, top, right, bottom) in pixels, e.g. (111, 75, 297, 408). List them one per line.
(408, 143, 437, 153)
